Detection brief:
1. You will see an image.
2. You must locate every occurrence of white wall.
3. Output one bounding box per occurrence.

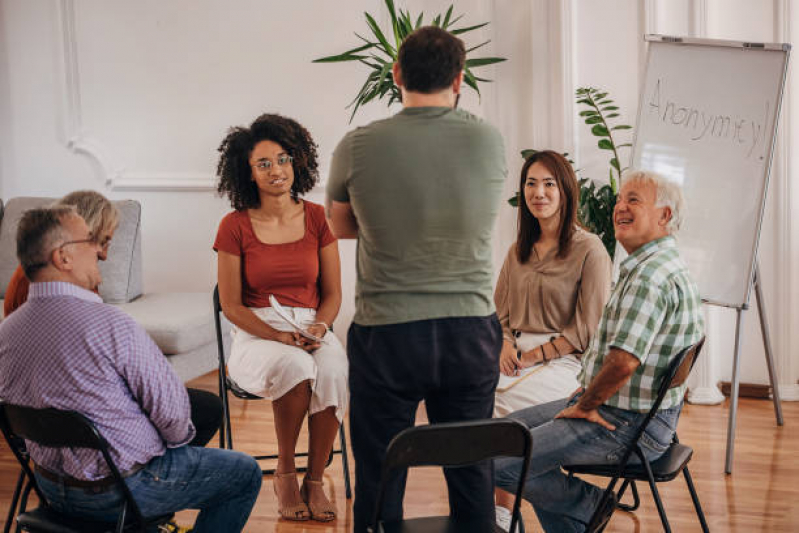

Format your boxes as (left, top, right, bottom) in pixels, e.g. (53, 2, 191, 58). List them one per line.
(1, 0, 798, 394)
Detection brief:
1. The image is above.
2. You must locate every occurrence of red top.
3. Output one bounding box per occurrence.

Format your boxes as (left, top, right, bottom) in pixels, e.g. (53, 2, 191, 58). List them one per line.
(3, 264, 30, 317)
(213, 201, 336, 309)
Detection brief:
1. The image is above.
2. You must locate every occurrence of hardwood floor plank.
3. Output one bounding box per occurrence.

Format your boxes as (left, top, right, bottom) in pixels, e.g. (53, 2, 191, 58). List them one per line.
(1, 372, 797, 532)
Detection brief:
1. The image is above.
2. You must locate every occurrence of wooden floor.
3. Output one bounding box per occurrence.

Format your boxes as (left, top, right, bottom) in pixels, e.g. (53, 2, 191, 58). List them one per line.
(2, 371, 798, 532)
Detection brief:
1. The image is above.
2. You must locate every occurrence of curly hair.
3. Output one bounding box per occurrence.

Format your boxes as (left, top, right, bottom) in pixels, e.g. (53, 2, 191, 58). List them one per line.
(216, 113, 319, 210)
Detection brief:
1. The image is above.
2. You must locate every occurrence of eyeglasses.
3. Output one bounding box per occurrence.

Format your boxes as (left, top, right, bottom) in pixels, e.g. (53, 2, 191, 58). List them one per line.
(57, 237, 97, 250)
(252, 154, 293, 171)
(25, 235, 98, 274)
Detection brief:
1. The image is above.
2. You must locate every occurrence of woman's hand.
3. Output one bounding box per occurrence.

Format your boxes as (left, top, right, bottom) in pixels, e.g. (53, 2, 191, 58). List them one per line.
(519, 345, 545, 368)
(499, 341, 521, 376)
(306, 323, 327, 340)
(273, 331, 299, 347)
(274, 331, 321, 353)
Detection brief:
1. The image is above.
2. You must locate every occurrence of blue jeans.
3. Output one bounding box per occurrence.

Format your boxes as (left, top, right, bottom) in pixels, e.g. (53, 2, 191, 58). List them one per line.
(35, 446, 262, 533)
(494, 395, 681, 533)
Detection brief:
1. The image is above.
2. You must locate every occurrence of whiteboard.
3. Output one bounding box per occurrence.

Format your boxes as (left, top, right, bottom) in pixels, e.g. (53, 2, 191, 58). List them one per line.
(631, 35, 790, 308)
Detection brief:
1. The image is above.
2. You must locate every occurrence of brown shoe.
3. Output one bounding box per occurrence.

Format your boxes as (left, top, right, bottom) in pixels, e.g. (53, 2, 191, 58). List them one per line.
(300, 477, 336, 522)
(273, 471, 310, 521)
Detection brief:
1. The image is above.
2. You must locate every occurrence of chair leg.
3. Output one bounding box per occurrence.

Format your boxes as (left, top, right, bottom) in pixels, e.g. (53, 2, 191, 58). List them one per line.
(4, 469, 25, 533)
(15, 481, 34, 533)
(616, 479, 641, 512)
(223, 390, 234, 450)
(586, 480, 619, 532)
(339, 424, 352, 499)
(683, 467, 710, 533)
(641, 460, 672, 533)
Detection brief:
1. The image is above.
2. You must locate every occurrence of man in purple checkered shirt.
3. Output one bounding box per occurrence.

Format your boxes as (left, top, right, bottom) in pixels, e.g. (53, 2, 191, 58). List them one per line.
(0, 206, 262, 532)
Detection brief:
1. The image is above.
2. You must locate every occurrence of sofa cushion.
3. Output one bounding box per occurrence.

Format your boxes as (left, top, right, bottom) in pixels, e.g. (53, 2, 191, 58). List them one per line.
(0, 197, 142, 304)
(99, 200, 143, 304)
(114, 292, 217, 354)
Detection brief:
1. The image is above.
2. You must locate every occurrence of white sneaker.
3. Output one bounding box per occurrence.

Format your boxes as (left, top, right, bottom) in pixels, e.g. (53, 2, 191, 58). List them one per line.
(496, 505, 514, 532)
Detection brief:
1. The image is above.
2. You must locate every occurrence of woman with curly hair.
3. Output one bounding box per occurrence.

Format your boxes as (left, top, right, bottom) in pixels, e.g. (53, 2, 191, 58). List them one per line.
(214, 113, 346, 523)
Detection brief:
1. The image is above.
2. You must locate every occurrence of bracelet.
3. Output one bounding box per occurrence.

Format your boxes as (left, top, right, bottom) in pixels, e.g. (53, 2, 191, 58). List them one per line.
(312, 321, 331, 333)
(540, 345, 548, 364)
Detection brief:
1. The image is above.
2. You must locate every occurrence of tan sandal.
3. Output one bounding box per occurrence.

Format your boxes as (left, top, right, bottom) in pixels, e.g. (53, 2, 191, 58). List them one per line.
(301, 477, 337, 522)
(273, 471, 310, 521)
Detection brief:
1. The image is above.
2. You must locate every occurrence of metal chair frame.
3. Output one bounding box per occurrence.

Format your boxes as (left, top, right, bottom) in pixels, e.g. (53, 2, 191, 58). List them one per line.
(370, 418, 533, 533)
(564, 338, 710, 533)
(0, 402, 172, 533)
(213, 285, 352, 498)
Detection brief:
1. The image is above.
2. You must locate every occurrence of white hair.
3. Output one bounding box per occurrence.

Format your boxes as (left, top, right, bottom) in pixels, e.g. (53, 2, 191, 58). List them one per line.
(621, 169, 685, 234)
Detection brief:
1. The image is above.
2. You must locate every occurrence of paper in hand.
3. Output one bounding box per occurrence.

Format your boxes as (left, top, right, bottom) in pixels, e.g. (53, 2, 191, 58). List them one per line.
(269, 295, 325, 343)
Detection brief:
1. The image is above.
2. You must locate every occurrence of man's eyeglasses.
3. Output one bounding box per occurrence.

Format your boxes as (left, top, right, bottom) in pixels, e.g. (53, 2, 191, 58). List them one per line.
(25, 235, 98, 274)
(57, 237, 97, 250)
(252, 154, 293, 171)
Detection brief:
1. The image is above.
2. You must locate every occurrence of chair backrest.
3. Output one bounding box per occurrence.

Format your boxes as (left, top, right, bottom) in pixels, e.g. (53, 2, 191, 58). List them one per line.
(371, 418, 532, 531)
(0, 402, 147, 527)
(213, 284, 225, 367)
(617, 336, 705, 470)
(653, 336, 706, 413)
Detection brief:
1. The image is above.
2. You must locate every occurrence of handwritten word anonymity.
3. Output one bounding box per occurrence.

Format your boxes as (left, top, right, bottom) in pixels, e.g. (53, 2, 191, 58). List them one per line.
(648, 79, 770, 159)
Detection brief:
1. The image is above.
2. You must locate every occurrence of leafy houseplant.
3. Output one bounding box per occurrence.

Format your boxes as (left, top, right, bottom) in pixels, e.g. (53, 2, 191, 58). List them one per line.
(511, 87, 632, 259)
(313, 0, 506, 121)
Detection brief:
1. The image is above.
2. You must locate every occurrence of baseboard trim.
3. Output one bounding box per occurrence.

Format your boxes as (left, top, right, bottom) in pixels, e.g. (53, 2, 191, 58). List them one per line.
(719, 382, 772, 399)
(686, 386, 725, 405)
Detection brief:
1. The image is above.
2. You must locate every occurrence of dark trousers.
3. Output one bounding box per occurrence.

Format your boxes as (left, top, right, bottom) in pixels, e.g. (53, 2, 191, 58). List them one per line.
(186, 388, 223, 447)
(348, 314, 501, 533)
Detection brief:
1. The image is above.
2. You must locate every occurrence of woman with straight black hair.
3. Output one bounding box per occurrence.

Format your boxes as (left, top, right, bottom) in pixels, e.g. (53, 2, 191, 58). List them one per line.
(493, 150, 612, 531)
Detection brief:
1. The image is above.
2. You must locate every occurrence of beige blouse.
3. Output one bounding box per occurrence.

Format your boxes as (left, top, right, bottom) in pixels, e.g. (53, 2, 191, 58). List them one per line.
(494, 227, 612, 355)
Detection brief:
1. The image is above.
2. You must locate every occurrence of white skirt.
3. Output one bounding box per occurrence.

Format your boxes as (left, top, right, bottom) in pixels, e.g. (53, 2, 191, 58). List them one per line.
(494, 332, 582, 418)
(227, 306, 349, 422)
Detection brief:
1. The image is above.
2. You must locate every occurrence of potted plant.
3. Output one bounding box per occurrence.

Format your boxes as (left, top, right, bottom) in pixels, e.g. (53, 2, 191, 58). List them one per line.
(313, 0, 506, 121)
(512, 87, 632, 259)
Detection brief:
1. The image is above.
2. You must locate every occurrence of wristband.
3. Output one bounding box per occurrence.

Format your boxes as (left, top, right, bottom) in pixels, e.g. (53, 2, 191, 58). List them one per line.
(313, 321, 331, 333)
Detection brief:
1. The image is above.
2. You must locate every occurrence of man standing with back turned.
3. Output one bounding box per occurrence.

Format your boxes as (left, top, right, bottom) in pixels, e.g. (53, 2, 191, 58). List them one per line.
(326, 26, 507, 532)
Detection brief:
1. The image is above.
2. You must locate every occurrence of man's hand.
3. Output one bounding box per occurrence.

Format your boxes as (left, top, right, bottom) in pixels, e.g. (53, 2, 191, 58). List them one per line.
(555, 403, 616, 431)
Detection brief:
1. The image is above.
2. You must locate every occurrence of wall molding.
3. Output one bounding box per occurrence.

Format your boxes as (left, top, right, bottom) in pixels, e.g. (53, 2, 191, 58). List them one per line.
(54, 0, 216, 192)
(691, 0, 708, 37)
(774, 0, 797, 393)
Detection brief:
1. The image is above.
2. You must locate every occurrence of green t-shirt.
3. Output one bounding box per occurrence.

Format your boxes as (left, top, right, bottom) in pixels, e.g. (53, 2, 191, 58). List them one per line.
(327, 107, 507, 326)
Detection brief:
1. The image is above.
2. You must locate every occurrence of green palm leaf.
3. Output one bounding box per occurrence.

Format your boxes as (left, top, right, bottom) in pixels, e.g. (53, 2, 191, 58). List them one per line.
(315, 3, 506, 121)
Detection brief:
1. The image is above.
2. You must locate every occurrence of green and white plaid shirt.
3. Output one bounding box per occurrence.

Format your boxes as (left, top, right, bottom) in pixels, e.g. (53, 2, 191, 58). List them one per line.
(578, 235, 704, 412)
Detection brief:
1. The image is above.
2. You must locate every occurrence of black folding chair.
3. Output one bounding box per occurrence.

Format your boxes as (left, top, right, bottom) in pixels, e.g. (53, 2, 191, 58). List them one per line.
(213, 285, 352, 498)
(370, 418, 532, 533)
(0, 402, 173, 533)
(564, 337, 710, 533)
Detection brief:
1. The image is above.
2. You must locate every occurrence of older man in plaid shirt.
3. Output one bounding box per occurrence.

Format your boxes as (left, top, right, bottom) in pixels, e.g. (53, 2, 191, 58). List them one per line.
(494, 170, 704, 533)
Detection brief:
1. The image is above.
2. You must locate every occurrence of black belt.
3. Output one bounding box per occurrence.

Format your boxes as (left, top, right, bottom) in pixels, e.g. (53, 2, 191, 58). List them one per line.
(34, 463, 145, 490)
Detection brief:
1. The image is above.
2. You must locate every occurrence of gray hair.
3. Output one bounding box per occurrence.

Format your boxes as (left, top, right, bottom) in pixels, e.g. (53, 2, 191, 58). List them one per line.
(16, 205, 77, 279)
(621, 169, 685, 234)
